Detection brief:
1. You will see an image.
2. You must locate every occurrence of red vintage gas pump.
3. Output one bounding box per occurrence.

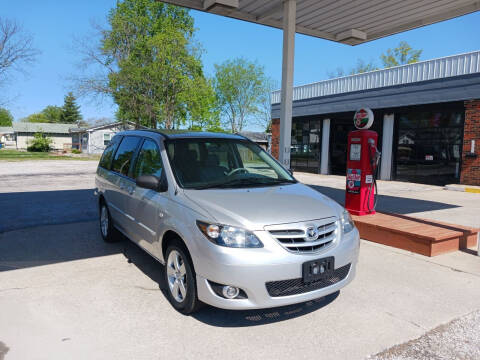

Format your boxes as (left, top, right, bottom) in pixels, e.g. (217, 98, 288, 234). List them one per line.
(345, 108, 381, 216)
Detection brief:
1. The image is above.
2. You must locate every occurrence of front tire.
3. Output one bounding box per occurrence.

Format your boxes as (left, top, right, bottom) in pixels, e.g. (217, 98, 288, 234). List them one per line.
(164, 242, 200, 314)
(99, 202, 120, 243)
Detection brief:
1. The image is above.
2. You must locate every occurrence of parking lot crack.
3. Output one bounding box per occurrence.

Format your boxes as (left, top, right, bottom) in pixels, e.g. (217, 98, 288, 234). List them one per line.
(0, 287, 28, 293)
(385, 311, 426, 331)
(134, 286, 159, 291)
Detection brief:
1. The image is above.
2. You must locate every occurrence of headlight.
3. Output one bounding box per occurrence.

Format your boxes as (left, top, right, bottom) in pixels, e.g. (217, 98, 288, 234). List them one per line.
(341, 210, 355, 234)
(196, 221, 263, 248)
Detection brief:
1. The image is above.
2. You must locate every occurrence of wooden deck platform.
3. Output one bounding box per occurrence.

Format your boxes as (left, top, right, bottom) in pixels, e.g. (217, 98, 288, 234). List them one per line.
(352, 212, 479, 257)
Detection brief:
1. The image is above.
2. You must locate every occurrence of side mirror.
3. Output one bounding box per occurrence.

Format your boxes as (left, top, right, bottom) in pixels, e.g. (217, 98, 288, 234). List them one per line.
(158, 175, 168, 192)
(136, 175, 168, 192)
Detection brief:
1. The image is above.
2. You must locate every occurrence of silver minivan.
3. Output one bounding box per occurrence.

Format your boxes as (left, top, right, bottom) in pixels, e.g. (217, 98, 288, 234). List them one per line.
(95, 130, 360, 314)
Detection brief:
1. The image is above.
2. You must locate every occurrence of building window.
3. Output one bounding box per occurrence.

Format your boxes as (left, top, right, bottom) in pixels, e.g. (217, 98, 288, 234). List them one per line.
(394, 104, 464, 185)
(290, 117, 321, 173)
(104, 133, 112, 146)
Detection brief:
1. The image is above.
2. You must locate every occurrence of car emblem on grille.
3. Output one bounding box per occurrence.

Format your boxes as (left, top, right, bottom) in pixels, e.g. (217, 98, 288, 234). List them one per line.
(305, 226, 318, 241)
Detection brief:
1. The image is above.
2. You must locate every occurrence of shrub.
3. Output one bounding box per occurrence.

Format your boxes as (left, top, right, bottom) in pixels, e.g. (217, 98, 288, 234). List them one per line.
(27, 132, 52, 152)
(71, 149, 82, 154)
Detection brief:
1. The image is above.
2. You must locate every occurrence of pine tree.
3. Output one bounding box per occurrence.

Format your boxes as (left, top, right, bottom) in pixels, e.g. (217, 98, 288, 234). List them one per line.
(61, 92, 82, 124)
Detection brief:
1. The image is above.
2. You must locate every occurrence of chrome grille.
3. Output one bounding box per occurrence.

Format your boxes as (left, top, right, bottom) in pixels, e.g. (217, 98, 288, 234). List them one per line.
(267, 219, 337, 254)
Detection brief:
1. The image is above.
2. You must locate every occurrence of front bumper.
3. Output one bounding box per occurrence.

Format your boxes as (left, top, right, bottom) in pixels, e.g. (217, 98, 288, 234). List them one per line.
(194, 227, 360, 310)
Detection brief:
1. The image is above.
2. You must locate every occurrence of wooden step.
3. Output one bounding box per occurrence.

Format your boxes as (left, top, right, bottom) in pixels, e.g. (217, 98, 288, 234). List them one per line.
(351, 212, 479, 257)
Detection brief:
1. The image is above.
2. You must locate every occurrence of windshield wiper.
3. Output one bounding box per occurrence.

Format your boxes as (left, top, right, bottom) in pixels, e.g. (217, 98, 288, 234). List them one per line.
(191, 178, 296, 190)
(265, 179, 297, 184)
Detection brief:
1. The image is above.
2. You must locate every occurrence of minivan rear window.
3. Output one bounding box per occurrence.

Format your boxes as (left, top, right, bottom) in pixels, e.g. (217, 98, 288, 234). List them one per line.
(111, 136, 141, 176)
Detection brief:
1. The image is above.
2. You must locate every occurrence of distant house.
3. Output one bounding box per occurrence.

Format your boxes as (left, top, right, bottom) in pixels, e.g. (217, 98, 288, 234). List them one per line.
(13, 122, 79, 150)
(0, 127, 15, 149)
(71, 121, 141, 154)
(238, 131, 272, 152)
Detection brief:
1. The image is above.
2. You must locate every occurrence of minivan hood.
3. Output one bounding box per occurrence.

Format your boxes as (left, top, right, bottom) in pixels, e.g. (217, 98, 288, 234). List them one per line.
(183, 183, 341, 230)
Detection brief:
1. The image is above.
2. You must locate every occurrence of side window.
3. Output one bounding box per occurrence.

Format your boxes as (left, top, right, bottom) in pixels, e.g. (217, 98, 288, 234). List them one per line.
(99, 136, 121, 170)
(111, 136, 141, 177)
(133, 139, 163, 179)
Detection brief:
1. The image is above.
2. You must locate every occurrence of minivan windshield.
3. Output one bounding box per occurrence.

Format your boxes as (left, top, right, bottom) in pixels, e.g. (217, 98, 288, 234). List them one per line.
(165, 138, 296, 189)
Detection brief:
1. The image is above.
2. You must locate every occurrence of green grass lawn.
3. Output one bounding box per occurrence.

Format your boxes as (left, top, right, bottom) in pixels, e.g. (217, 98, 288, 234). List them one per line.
(0, 149, 100, 161)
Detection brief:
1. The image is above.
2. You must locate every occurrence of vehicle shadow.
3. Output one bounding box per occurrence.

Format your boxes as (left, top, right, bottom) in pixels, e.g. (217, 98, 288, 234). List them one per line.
(0, 189, 98, 233)
(122, 240, 340, 327)
(0, 220, 121, 272)
(191, 291, 339, 327)
(308, 185, 459, 214)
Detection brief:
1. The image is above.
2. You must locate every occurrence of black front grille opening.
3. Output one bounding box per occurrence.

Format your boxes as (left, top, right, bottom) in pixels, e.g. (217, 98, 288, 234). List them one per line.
(265, 263, 351, 297)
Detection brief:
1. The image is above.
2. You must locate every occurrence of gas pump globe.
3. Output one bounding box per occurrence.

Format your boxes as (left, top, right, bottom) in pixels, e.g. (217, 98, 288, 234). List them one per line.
(345, 108, 381, 216)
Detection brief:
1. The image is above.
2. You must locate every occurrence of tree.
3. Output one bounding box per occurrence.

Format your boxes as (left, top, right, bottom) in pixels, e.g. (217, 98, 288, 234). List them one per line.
(326, 42, 422, 78)
(27, 132, 52, 152)
(381, 41, 422, 68)
(350, 59, 377, 74)
(327, 67, 346, 79)
(0, 18, 39, 97)
(21, 113, 48, 123)
(327, 59, 377, 78)
(87, 117, 113, 127)
(214, 58, 269, 133)
(20, 105, 69, 123)
(186, 77, 221, 131)
(72, 0, 211, 130)
(255, 78, 277, 132)
(41, 105, 63, 123)
(0, 108, 13, 126)
(61, 92, 82, 124)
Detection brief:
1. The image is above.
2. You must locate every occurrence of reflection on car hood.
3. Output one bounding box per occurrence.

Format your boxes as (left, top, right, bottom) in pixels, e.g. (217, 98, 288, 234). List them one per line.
(183, 183, 340, 230)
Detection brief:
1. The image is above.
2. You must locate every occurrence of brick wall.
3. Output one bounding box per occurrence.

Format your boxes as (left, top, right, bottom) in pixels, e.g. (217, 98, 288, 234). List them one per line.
(271, 118, 280, 160)
(461, 100, 480, 185)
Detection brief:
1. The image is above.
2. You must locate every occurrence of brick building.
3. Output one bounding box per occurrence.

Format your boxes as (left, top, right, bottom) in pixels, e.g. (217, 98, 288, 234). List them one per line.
(271, 51, 480, 186)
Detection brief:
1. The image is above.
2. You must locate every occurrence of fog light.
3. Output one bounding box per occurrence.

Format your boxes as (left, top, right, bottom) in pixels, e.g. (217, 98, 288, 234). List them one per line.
(222, 285, 240, 299)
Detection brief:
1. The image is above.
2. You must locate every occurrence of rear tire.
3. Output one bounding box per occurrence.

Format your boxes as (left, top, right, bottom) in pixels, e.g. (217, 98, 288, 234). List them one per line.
(99, 202, 120, 243)
(164, 241, 201, 314)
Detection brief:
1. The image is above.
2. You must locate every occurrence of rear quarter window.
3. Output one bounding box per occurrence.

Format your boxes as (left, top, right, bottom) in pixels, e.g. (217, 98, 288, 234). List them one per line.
(99, 135, 121, 170)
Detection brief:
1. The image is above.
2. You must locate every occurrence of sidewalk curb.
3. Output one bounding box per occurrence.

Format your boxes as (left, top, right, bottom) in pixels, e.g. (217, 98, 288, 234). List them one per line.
(444, 184, 480, 193)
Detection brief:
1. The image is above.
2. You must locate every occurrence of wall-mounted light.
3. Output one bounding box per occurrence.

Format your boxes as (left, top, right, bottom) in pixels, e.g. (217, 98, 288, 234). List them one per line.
(466, 139, 477, 158)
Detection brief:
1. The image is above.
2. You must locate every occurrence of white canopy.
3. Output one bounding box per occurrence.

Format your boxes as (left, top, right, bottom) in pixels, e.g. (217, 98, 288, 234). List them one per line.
(160, 0, 479, 167)
(161, 0, 479, 45)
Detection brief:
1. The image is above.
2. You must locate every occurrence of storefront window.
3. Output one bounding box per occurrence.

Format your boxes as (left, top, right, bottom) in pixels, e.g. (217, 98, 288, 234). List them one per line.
(394, 103, 464, 185)
(290, 117, 321, 173)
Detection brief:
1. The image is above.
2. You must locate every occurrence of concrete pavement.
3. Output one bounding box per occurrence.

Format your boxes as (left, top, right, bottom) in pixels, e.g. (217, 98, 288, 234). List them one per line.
(295, 172, 480, 228)
(0, 160, 479, 359)
(0, 161, 98, 232)
(1, 221, 479, 360)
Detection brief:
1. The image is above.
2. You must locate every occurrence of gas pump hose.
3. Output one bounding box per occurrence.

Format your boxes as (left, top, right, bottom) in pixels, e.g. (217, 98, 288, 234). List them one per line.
(367, 157, 379, 213)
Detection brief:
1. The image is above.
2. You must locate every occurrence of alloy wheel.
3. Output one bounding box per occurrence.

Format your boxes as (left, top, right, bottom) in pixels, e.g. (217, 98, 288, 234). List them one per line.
(166, 250, 187, 303)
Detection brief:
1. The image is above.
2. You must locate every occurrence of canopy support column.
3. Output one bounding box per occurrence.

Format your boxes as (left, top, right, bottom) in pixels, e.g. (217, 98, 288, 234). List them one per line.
(278, 0, 296, 168)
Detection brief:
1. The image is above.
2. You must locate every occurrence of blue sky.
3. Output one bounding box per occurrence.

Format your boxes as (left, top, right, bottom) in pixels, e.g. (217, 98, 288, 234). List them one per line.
(2, 1, 480, 127)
